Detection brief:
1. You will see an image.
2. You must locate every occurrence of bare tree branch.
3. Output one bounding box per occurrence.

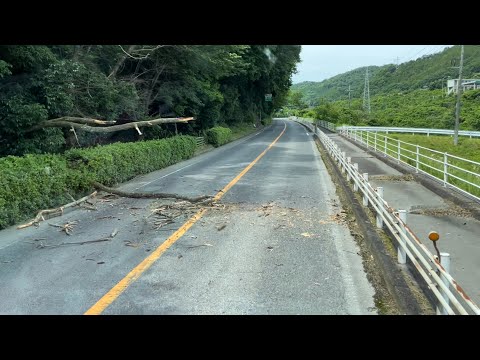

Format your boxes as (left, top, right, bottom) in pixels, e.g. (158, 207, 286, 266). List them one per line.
(26, 117, 195, 134)
(17, 192, 98, 229)
(93, 182, 212, 203)
(118, 45, 168, 60)
(131, 46, 170, 53)
(108, 45, 138, 79)
(48, 117, 117, 125)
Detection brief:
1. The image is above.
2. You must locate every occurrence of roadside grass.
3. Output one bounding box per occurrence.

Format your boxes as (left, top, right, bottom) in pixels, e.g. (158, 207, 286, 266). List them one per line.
(230, 123, 260, 141)
(356, 132, 480, 198)
(385, 134, 480, 163)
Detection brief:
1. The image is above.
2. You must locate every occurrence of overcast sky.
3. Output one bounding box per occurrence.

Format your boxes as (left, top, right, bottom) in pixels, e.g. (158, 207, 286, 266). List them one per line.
(292, 45, 452, 84)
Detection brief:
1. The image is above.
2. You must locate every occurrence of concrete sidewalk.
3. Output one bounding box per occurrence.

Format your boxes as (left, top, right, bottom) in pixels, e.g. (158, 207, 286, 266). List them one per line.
(326, 132, 480, 307)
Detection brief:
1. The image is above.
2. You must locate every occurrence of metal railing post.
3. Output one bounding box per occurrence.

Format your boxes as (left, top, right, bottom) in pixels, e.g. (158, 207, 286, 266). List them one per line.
(362, 173, 369, 206)
(416, 145, 419, 173)
(443, 153, 448, 187)
(384, 136, 387, 155)
(374, 132, 377, 152)
(376, 187, 384, 229)
(346, 157, 351, 181)
(398, 210, 407, 264)
(341, 152, 346, 173)
(366, 131, 369, 148)
(353, 163, 359, 191)
(397, 140, 401, 163)
(436, 253, 451, 315)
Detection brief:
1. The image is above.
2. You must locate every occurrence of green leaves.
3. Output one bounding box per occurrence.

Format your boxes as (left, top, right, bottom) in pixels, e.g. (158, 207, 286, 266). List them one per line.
(206, 127, 232, 147)
(0, 60, 11, 78)
(0, 135, 197, 230)
(0, 45, 300, 155)
(0, 154, 69, 229)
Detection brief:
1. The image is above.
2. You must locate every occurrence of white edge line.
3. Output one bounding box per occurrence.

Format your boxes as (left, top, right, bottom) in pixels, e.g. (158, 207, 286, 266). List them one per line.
(134, 126, 269, 190)
(134, 162, 196, 190)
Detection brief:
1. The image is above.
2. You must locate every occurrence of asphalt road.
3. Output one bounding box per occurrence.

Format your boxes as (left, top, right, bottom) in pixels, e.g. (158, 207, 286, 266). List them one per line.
(0, 119, 376, 314)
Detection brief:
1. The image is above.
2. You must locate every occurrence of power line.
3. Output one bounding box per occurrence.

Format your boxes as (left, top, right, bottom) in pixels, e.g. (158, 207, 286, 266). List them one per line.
(396, 46, 430, 64)
(396, 45, 448, 66)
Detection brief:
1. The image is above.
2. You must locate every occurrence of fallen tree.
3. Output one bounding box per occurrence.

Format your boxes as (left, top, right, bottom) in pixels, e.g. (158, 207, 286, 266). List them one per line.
(17, 182, 213, 230)
(25, 116, 195, 134)
(92, 182, 212, 203)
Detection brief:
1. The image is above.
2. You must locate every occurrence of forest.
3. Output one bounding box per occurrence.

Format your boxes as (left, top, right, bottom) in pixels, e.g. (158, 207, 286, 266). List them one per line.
(0, 45, 301, 157)
(0, 45, 301, 229)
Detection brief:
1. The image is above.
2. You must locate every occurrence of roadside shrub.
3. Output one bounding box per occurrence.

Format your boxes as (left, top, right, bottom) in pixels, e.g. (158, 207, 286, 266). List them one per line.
(0, 154, 70, 229)
(0, 135, 197, 230)
(261, 117, 272, 126)
(64, 135, 197, 187)
(205, 126, 232, 147)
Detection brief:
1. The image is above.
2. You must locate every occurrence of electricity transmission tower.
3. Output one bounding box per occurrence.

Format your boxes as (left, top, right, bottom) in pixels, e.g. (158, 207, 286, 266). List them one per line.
(363, 67, 371, 113)
(348, 84, 352, 108)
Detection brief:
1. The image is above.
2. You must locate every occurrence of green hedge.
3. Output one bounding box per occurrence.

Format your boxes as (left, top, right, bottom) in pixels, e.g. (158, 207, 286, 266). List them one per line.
(0, 135, 197, 230)
(0, 154, 71, 229)
(65, 136, 196, 187)
(206, 126, 232, 147)
(261, 117, 272, 126)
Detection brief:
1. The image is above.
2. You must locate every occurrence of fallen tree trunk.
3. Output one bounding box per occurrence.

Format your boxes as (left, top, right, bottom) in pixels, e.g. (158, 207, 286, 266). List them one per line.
(17, 191, 98, 229)
(25, 117, 194, 134)
(93, 182, 212, 203)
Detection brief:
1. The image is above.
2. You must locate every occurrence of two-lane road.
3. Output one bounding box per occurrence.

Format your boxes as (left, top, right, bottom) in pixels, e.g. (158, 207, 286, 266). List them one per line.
(0, 119, 376, 314)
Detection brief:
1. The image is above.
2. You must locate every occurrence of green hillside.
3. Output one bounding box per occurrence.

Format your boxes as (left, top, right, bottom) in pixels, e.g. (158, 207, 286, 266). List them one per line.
(283, 45, 480, 131)
(293, 45, 480, 105)
(291, 66, 382, 104)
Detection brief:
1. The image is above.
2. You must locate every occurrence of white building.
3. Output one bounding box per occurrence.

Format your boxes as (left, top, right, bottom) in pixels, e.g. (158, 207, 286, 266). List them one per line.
(447, 79, 480, 95)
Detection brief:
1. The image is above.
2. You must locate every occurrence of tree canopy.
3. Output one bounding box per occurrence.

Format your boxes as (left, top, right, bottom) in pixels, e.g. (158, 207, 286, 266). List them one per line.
(0, 45, 301, 156)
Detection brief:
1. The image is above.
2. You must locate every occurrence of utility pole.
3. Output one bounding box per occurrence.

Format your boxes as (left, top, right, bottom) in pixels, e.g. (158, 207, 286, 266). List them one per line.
(454, 45, 464, 146)
(395, 57, 400, 69)
(348, 84, 352, 108)
(363, 67, 371, 114)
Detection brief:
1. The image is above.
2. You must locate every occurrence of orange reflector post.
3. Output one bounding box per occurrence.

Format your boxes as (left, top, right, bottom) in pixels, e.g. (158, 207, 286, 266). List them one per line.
(428, 231, 440, 242)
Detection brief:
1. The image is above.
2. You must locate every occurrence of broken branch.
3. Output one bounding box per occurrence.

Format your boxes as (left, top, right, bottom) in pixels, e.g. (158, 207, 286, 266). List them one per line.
(17, 191, 97, 229)
(93, 182, 212, 203)
(26, 117, 194, 134)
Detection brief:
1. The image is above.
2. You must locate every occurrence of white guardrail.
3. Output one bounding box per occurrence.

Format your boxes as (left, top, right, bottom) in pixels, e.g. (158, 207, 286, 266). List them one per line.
(338, 127, 480, 203)
(337, 126, 480, 138)
(296, 119, 480, 315)
(288, 117, 337, 132)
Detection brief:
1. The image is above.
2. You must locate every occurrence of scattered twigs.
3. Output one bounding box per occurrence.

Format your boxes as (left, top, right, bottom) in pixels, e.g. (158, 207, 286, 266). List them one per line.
(31, 227, 119, 249)
(48, 221, 78, 235)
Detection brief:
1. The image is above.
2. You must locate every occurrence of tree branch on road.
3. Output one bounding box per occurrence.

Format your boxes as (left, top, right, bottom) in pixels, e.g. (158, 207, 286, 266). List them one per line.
(17, 192, 98, 229)
(92, 182, 213, 203)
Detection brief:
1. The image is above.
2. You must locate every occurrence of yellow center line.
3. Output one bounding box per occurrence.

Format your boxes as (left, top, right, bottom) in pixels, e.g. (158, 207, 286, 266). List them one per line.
(84, 121, 287, 315)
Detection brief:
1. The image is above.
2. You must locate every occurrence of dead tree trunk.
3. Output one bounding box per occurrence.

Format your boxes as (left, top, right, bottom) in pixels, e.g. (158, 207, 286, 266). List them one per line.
(26, 116, 194, 134)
